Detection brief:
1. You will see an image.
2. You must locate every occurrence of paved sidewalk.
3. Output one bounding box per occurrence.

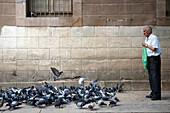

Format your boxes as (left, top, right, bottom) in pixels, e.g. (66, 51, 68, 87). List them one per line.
(0, 91, 170, 113)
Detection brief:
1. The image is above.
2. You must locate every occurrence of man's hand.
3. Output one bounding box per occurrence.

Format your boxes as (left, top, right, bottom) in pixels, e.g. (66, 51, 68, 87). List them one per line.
(142, 43, 147, 46)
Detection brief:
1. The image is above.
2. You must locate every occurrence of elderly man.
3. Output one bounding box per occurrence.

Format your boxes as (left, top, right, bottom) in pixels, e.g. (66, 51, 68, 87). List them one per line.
(142, 25, 162, 100)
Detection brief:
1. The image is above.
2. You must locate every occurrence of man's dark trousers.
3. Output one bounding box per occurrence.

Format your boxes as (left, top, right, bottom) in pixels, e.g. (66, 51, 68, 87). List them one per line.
(147, 55, 161, 98)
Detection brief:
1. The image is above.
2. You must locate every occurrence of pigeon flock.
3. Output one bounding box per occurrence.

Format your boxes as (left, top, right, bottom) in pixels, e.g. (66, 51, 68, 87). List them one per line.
(0, 67, 124, 111)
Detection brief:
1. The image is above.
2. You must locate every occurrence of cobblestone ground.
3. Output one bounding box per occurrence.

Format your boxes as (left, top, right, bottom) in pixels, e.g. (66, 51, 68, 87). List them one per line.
(0, 91, 170, 113)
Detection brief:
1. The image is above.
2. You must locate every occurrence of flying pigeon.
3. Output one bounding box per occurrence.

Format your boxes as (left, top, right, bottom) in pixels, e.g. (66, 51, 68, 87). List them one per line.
(78, 77, 87, 87)
(50, 67, 63, 81)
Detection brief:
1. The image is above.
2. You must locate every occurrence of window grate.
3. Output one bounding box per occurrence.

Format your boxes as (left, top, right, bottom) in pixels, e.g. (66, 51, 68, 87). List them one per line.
(26, 0, 73, 17)
(166, 0, 170, 17)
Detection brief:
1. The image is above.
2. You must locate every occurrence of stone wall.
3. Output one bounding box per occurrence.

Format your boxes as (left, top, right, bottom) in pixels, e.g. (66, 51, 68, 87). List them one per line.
(0, 26, 170, 90)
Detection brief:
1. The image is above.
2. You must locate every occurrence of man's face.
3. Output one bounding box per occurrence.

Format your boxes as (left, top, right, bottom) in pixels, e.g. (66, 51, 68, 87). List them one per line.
(143, 27, 151, 37)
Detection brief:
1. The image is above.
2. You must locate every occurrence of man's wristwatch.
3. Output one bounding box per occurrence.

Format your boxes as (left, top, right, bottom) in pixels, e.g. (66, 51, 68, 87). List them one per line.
(145, 44, 148, 47)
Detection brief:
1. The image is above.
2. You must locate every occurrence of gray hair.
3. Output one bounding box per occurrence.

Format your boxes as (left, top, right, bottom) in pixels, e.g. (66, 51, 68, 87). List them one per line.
(144, 25, 152, 32)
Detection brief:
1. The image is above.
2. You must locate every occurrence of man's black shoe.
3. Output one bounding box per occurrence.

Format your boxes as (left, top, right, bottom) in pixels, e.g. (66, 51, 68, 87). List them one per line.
(146, 95, 152, 98)
(151, 95, 161, 100)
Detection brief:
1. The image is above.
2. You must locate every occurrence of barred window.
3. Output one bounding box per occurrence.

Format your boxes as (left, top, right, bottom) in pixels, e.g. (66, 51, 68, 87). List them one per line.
(166, 0, 170, 17)
(26, 0, 73, 17)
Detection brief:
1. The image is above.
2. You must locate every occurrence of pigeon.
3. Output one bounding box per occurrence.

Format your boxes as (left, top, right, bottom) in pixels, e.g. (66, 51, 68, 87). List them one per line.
(108, 97, 119, 107)
(50, 67, 63, 81)
(0, 97, 4, 107)
(96, 100, 107, 107)
(116, 83, 124, 92)
(78, 77, 87, 87)
(90, 79, 99, 88)
(88, 102, 95, 110)
(6, 101, 22, 109)
(54, 98, 62, 108)
(75, 101, 86, 109)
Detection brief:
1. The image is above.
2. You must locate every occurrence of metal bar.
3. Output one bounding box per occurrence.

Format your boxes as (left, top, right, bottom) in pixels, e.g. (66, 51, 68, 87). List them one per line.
(67, 0, 70, 16)
(45, 0, 47, 16)
(58, 0, 60, 17)
(30, 0, 32, 17)
(40, 0, 41, 17)
(35, 0, 36, 16)
(54, 0, 55, 16)
(63, 0, 64, 17)
(49, 0, 51, 16)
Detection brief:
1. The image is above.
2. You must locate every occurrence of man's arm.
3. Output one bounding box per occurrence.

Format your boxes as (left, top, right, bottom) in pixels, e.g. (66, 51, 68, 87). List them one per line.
(142, 43, 156, 51)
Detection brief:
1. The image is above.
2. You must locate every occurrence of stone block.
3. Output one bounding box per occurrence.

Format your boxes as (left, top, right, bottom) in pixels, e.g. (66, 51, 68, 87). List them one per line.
(3, 49, 27, 60)
(120, 70, 133, 80)
(119, 26, 143, 37)
(25, 18, 50, 27)
(161, 70, 170, 80)
(16, 82, 33, 88)
(132, 3, 144, 14)
(64, 81, 79, 87)
(71, 49, 95, 59)
(27, 27, 51, 37)
(0, 82, 17, 90)
(50, 49, 60, 60)
(132, 59, 144, 70)
(131, 80, 150, 91)
(2, 71, 28, 82)
(16, 3, 25, 18)
(96, 48, 119, 59)
(97, 70, 120, 81)
(107, 59, 131, 70)
(60, 37, 70, 48)
(161, 59, 170, 70)
(107, 15, 131, 26)
(156, 2, 166, 18)
(1, 15, 16, 26)
(51, 27, 71, 37)
(153, 27, 170, 37)
(119, 48, 134, 59)
(70, 37, 82, 48)
(161, 48, 168, 58)
(39, 60, 60, 71)
(162, 81, 170, 91)
(17, 38, 38, 49)
(17, 60, 39, 71)
(82, 60, 107, 71)
(159, 38, 170, 48)
(61, 60, 82, 71)
(83, 15, 107, 26)
(0, 38, 16, 48)
(83, 4, 94, 15)
(28, 49, 49, 60)
(71, 27, 95, 37)
(28, 70, 51, 82)
(82, 37, 96, 48)
(102, 4, 119, 15)
(95, 26, 119, 37)
(144, 3, 156, 14)
(132, 48, 142, 59)
(104, 81, 121, 88)
(0, 60, 16, 71)
(39, 37, 59, 49)
(77, 70, 97, 80)
(131, 14, 156, 26)
(119, 4, 132, 14)
(132, 70, 148, 80)
(132, 37, 145, 48)
(1, 3, 16, 15)
(0, 49, 2, 59)
(168, 48, 170, 58)
(16, 27, 27, 36)
(108, 37, 131, 48)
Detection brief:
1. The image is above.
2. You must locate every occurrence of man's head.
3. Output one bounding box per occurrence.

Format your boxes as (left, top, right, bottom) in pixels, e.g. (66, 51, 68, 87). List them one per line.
(143, 25, 152, 37)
